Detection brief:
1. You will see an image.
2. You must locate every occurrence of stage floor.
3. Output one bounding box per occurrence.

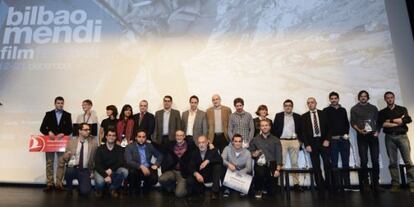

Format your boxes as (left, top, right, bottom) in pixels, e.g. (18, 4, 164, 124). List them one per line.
(0, 186, 414, 207)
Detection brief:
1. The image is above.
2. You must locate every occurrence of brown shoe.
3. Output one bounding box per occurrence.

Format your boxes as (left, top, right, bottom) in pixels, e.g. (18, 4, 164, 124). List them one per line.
(111, 190, 119, 198)
(43, 185, 54, 192)
(390, 185, 400, 193)
(55, 185, 66, 192)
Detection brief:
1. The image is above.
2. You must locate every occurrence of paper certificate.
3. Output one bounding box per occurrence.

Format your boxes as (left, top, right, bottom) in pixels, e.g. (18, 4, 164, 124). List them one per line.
(223, 169, 252, 194)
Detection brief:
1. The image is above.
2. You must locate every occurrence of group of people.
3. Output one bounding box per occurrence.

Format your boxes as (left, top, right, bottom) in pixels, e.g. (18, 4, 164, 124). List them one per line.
(39, 91, 414, 199)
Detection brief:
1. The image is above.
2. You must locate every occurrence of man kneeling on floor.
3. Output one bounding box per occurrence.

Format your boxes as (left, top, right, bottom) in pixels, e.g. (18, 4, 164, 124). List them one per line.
(187, 135, 223, 199)
(94, 128, 129, 198)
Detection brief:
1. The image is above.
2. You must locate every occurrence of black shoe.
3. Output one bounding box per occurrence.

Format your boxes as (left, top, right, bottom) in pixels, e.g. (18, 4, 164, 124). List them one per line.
(43, 185, 54, 192)
(293, 184, 304, 192)
(66, 190, 74, 197)
(55, 185, 66, 192)
(211, 192, 219, 200)
(373, 185, 385, 192)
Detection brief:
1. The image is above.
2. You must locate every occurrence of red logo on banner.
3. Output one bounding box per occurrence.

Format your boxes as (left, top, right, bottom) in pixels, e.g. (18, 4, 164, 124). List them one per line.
(29, 135, 70, 152)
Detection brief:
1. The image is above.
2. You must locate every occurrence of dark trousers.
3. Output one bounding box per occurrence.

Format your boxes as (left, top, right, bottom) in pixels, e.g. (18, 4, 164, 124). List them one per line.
(254, 161, 278, 194)
(213, 133, 228, 153)
(186, 164, 222, 194)
(331, 138, 351, 187)
(309, 137, 331, 191)
(65, 167, 91, 195)
(357, 133, 380, 185)
(128, 168, 158, 192)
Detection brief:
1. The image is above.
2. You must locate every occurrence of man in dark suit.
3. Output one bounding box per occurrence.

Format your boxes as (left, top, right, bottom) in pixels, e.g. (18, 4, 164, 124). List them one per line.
(301, 97, 331, 194)
(125, 129, 163, 194)
(153, 95, 182, 152)
(273, 99, 303, 191)
(39, 96, 73, 192)
(187, 135, 223, 199)
(133, 100, 155, 139)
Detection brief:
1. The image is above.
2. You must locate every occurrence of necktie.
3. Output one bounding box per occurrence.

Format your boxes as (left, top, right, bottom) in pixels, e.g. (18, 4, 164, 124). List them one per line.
(312, 111, 320, 135)
(79, 141, 84, 168)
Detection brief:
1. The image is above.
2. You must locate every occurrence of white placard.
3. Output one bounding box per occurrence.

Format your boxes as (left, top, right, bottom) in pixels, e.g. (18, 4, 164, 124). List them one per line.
(222, 169, 252, 194)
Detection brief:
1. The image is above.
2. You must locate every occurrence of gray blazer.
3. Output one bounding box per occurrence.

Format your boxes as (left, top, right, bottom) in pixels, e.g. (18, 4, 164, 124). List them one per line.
(181, 110, 208, 143)
(153, 109, 182, 144)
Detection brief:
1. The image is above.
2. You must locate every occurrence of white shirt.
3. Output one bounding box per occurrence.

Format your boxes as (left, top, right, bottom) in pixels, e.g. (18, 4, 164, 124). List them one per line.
(75, 138, 89, 168)
(214, 107, 223, 133)
(310, 110, 321, 137)
(186, 110, 197, 136)
(281, 113, 295, 138)
(163, 110, 171, 135)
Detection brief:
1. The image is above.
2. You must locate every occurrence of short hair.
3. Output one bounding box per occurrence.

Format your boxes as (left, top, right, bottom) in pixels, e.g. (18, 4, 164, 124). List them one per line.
(255, 105, 269, 116)
(119, 104, 133, 120)
(259, 119, 272, 126)
(384, 91, 395, 99)
(140, 100, 148, 105)
(329, 91, 339, 99)
(358, 90, 370, 100)
(189, 95, 199, 103)
(106, 105, 118, 118)
(232, 133, 243, 141)
(136, 129, 147, 137)
(283, 99, 293, 106)
(82, 99, 93, 106)
(164, 95, 173, 102)
(79, 123, 90, 130)
(106, 128, 117, 136)
(233, 97, 244, 106)
(54, 96, 64, 103)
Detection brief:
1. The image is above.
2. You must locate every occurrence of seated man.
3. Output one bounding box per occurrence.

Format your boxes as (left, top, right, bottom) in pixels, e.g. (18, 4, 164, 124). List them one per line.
(221, 134, 252, 197)
(249, 119, 283, 199)
(125, 129, 163, 194)
(94, 128, 129, 198)
(187, 135, 223, 199)
(159, 130, 196, 198)
(61, 123, 98, 197)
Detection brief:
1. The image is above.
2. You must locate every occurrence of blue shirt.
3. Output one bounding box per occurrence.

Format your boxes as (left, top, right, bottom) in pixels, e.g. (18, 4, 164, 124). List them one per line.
(55, 109, 63, 125)
(137, 144, 149, 167)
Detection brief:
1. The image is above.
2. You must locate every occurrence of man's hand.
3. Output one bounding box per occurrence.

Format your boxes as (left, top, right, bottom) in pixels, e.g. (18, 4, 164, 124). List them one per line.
(322, 140, 329, 147)
(373, 131, 379, 137)
(56, 133, 65, 139)
(393, 117, 404, 125)
(105, 169, 112, 176)
(63, 151, 72, 160)
(151, 165, 158, 170)
(273, 170, 280, 178)
(228, 163, 236, 171)
(200, 160, 209, 170)
(209, 143, 215, 149)
(194, 172, 204, 183)
(140, 165, 150, 176)
(48, 131, 56, 140)
(252, 150, 262, 158)
(104, 176, 112, 184)
(305, 146, 312, 153)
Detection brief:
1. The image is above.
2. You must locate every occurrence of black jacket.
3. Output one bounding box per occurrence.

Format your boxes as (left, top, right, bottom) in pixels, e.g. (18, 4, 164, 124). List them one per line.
(189, 147, 223, 175)
(161, 140, 196, 178)
(272, 112, 302, 142)
(40, 109, 73, 135)
(301, 110, 331, 147)
(132, 112, 155, 138)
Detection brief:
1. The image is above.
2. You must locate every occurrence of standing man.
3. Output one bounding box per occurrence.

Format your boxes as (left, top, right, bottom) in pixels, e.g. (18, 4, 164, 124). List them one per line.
(40, 96, 73, 192)
(125, 129, 163, 194)
(302, 97, 331, 194)
(273, 99, 303, 192)
(249, 119, 283, 199)
(154, 95, 182, 152)
(206, 94, 232, 153)
(182, 95, 208, 143)
(323, 92, 351, 190)
(94, 128, 129, 198)
(378, 91, 414, 193)
(228, 97, 255, 148)
(61, 123, 99, 197)
(351, 90, 383, 192)
(133, 100, 155, 139)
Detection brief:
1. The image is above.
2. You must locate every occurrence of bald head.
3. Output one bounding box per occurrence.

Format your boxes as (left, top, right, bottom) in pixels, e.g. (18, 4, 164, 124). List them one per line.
(212, 94, 222, 107)
(197, 135, 208, 151)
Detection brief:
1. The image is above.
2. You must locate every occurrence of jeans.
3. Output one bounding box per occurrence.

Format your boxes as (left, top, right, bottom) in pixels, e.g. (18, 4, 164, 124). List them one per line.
(385, 134, 414, 185)
(331, 138, 351, 187)
(94, 167, 128, 191)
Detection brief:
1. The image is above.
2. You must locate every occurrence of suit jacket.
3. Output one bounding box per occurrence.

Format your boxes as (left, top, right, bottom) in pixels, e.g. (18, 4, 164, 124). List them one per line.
(40, 110, 73, 135)
(189, 147, 223, 175)
(125, 142, 163, 170)
(132, 112, 155, 138)
(62, 136, 98, 170)
(301, 110, 331, 147)
(181, 110, 208, 142)
(272, 112, 303, 142)
(206, 105, 232, 143)
(153, 109, 182, 144)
